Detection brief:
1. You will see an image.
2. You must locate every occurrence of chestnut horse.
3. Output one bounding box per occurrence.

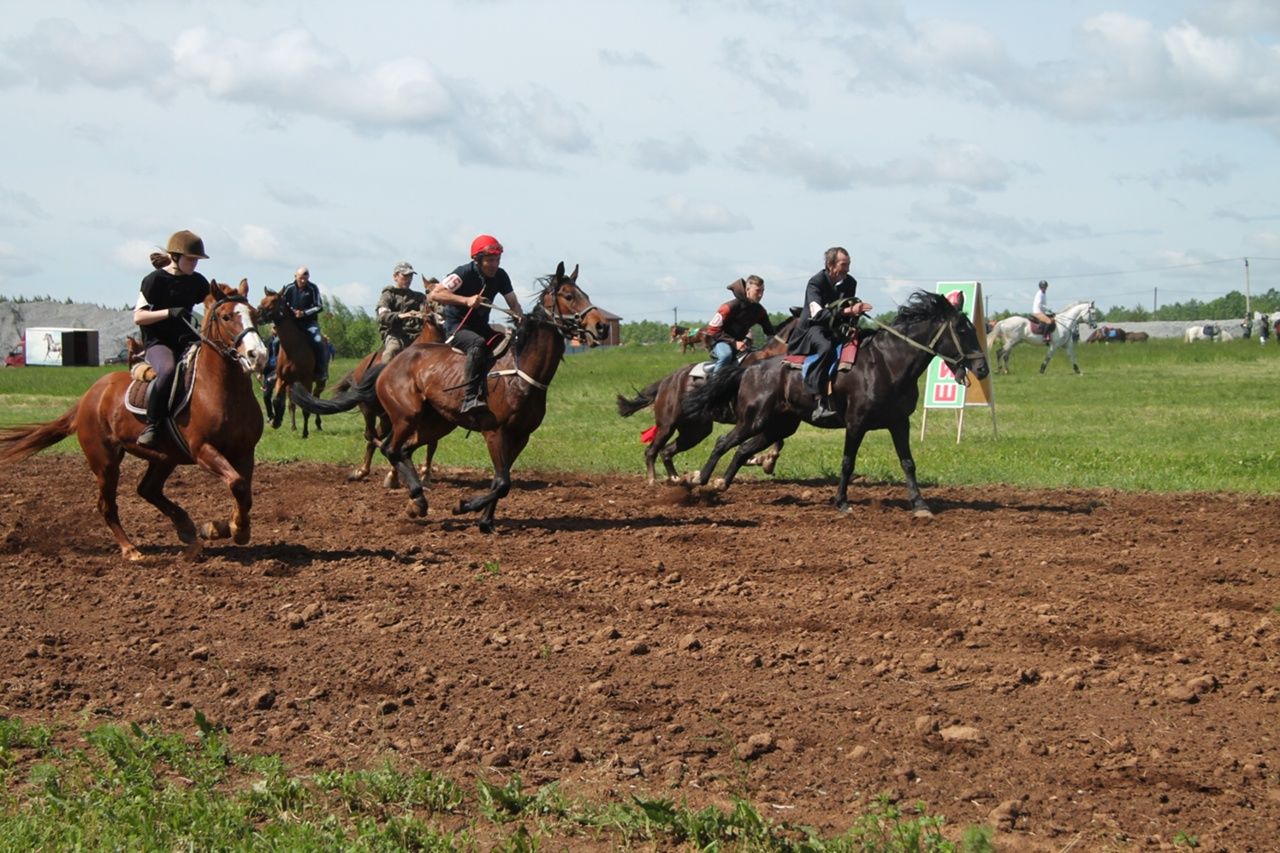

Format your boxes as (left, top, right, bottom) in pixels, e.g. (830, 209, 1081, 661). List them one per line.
(683, 291, 989, 517)
(669, 324, 712, 353)
(332, 312, 446, 486)
(291, 262, 609, 531)
(0, 280, 268, 560)
(257, 288, 325, 438)
(617, 312, 799, 484)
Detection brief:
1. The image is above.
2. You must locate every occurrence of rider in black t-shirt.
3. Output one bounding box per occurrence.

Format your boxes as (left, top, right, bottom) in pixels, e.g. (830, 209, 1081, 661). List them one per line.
(429, 235, 525, 412)
(133, 229, 211, 447)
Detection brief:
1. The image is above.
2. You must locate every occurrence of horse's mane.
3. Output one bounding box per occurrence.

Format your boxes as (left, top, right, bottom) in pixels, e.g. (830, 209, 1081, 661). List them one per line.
(892, 290, 954, 328)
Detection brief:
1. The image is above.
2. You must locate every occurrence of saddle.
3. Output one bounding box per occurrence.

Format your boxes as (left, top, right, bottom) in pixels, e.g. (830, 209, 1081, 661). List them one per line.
(1030, 319, 1056, 336)
(124, 345, 199, 417)
(782, 333, 862, 376)
(446, 325, 512, 360)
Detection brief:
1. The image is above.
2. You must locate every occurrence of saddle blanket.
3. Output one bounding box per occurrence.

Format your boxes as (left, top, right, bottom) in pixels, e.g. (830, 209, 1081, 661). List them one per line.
(124, 345, 199, 416)
(782, 337, 860, 378)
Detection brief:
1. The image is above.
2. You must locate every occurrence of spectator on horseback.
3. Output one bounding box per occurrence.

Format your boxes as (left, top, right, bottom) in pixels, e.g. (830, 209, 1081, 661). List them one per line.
(281, 266, 328, 383)
(376, 261, 428, 362)
(429, 234, 524, 413)
(705, 275, 775, 375)
(786, 246, 872, 420)
(133, 229, 210, 448)
(1032, 279, 1055, 343)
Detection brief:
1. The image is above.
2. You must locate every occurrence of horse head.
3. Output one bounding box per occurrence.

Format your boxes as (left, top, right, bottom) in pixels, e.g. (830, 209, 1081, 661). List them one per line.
(206, 279, 268, 373)
(1084, 301, 1099, 329)
(535, 261, 610, 345)
(894, 291, 989, 386)
(255, 288, 290, 325)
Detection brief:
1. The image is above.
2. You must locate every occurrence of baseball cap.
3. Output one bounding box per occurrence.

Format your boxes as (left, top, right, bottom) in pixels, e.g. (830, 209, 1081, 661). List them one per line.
(393, 261, 415, 277)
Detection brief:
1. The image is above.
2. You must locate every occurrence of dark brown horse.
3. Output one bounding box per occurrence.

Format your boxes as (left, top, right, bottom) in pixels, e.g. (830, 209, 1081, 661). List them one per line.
(0, 280, 268, 560)
(1086, 326, 1126, 343)
(1126, 331, 1149, 342)
(618, 312, 799, 484)
(333, 312, 446, 486)
(683, 291, 989, 517)
(291, 262, 609, 531)
(669, 324, 712, 353)
(257, 289, 326, 438)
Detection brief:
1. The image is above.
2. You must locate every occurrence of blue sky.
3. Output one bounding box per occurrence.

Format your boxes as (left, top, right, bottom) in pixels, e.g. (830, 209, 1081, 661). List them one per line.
(2, 0, 1278, 325)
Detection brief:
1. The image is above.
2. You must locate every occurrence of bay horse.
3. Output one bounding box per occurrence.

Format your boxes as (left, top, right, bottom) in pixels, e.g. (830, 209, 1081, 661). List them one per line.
(0, 280, 268, 560)
(1126, 331, 1149, 342)
(333, 312, 446, 486)
(257, 288, 325, 438)
(291, 262, 609, 532)
(1086, 326, 1126, 343)
(683, 291, 988, 517)
(617, 312, 799, 484)
(988, 300, 1098, 374)
(670, 324, 711, 353)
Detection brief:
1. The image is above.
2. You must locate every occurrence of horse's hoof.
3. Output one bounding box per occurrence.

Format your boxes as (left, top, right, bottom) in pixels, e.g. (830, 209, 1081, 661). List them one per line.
(405, 500, 426, 519)
(711, 477, 727, 491)
(232, 525, 250, 545)
(761, 456, 778, 476)
(183, 541, 204, 561)
(200, 520, 231, 540)
(383, 472, 401, 490)
(122, 547, 144, 562)
(912, 508, 935, 520)
(477, 521, 493, 534)
(347, 470, 369, 482)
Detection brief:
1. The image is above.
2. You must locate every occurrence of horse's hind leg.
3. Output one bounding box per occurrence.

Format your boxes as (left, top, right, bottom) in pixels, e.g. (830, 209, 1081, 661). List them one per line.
(137, 459, 201, 559)
(660, 421, 713, 484)
(193, 446, 255, 547)
(85, 441, 143, 561)
(719, 431, 782, 491)
(833, 426, 869, 511)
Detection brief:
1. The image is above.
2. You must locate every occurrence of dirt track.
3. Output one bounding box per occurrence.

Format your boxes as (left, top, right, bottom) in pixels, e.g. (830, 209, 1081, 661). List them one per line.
(1, 454, 1277, 849)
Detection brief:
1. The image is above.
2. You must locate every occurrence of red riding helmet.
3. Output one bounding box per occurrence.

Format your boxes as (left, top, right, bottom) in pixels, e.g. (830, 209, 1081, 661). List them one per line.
(470, 234, 503, 258)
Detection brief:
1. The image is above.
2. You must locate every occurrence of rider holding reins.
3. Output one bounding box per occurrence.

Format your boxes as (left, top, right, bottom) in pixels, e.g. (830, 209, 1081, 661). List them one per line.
(429, 235, 524, 413)
(786, 246, 872, 419)
(704, 275, 775, 375)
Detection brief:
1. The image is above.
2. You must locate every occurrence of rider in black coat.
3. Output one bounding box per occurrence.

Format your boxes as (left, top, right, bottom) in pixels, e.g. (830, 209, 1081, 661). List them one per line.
(786, 246, 873, 418)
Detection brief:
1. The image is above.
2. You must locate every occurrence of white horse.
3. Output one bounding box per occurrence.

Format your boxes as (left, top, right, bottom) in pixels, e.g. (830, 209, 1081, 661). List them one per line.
(989, 300, 1099, 375)
(1184, 324, 1223, 343)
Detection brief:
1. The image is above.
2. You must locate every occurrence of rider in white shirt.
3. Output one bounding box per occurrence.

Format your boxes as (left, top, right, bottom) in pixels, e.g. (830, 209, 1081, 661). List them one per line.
(1031, 280, 1055, 342)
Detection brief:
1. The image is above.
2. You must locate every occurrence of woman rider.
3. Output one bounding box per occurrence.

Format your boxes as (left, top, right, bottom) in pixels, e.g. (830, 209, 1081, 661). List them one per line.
(133, 229, 211, 447)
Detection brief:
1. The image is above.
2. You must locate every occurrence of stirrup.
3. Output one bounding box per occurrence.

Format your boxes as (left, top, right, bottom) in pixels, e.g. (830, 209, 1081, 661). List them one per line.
(137, 423, 159, 447)
(460, 394, 487, 413)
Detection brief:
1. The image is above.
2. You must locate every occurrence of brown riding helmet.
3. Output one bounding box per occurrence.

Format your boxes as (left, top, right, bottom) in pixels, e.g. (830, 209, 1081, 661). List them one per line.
(165, 229, 209, 259)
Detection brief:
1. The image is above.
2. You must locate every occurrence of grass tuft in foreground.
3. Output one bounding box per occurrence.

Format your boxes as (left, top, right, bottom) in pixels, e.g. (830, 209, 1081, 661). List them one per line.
(0, 715, 992, 851)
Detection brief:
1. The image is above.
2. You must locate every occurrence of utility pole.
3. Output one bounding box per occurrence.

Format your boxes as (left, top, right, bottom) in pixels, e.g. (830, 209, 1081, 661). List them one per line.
(1245, 258, 1252, 316)
(1153, 287, 1157, 314)
(672, 307, 678, 327)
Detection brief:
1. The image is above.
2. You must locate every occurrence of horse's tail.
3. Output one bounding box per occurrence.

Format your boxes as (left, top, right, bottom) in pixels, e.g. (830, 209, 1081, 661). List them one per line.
(616, 380, 661, 417)
(330, 370, 355, 395)
(0, 404, 77, 465)
(291, 362, 384, 415)
(681, 362, 744, 420)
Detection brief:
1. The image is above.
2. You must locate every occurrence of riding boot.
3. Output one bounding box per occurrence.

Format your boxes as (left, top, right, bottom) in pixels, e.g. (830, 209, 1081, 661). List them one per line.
(459, 348, 489, 413)
(138, 384, 169, 447)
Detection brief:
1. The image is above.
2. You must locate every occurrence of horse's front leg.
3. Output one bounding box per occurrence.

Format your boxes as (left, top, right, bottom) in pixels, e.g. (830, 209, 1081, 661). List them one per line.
(193, 445, 255, 546)
(270, 379, 286, 429)
(661, 420, 713, 484)
(85, 440, 141, 560)
(381, 432, 426, 517)
(886, 418, 931, 518)
(1039, 341, 1057, 374)
(1067, 340, 1082, 374)
(834, 425, 869, 511)
(136, 458, 201, 559)
(721, 430, 782, 491)
(696, 424, 749, 487)
(455, 430, 529, 533)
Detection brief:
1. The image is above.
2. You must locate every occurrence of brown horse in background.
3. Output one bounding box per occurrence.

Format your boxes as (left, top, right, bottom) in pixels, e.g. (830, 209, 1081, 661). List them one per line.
(669, 324, 712, 353)
(618, 312, 799, 484)
(291, 262, 609, 532)
(0, 280, 268, 560)
(334, 312, 446, 486)
(257, 289, 326, 438)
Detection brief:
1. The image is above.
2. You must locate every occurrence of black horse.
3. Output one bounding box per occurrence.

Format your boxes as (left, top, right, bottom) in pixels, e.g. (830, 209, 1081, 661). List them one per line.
(682, 291, 989, 517)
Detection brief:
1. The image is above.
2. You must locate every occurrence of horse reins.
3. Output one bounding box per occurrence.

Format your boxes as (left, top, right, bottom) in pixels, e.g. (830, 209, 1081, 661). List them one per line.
(861, 313, 986, 384)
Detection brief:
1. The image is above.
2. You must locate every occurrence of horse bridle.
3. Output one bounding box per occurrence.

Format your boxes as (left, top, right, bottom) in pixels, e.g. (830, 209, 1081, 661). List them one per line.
(186, 294, 260, 372)
(537, 280, 603, 342)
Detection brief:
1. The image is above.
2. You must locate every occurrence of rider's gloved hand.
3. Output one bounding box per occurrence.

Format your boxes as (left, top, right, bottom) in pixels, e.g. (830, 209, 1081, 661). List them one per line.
(167, 307, 185, 319)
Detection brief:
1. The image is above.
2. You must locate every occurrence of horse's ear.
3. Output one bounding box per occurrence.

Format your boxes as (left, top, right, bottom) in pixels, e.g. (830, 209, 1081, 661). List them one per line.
(555, 261, 566, 280)
(238, 278, 249, 297)
(569, 264, 579, 283)
(208, 280, 220, 298)
(264, 286, 277, 297)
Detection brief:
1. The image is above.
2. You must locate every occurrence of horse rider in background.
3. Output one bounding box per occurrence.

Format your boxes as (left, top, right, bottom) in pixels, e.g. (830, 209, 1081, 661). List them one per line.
(376, 261, 429, 362)
(281, 266, 329, 383)
(1032, 279, 1055, 344)
(704, 275, 775, 375)
(429, 234, 525, 413)
(786, 246, 873, 420)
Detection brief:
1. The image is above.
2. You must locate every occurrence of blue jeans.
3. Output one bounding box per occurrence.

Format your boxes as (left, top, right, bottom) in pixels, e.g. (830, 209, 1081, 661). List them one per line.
(707, 341, 734, 374)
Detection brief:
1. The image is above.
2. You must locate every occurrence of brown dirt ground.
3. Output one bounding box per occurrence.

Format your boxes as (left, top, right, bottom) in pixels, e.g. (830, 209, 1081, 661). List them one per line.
(1, 454, 1277, 850)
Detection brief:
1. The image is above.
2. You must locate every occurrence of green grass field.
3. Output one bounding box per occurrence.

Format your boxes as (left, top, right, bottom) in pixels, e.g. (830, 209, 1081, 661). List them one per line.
(1, 335, 1276, 493)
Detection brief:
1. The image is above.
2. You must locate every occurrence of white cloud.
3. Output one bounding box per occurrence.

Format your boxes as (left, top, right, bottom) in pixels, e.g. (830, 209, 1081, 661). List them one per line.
(111, 239, 158, 271)
(644, 194, 752, 234)
(5, 18, 168, 90)
(325, 279, 377, 309)
(632, 136, 709, 174)
(232, 225, 284, 262)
